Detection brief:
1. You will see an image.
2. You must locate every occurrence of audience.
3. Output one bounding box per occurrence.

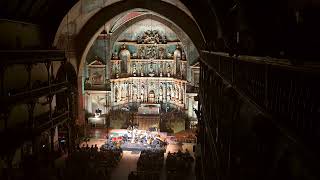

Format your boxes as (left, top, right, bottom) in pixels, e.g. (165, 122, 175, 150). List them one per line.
(128, 149, 164, 180)
(166, 149, 194, 175)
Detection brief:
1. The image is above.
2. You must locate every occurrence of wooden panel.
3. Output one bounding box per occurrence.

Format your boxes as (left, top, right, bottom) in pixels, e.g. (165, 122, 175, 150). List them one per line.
(133, 114, 160, 130)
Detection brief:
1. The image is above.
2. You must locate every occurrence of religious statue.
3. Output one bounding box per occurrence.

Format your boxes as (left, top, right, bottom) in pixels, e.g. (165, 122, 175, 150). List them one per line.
(159, 86, 163, 102)
(121, 87, 126, 100)
(140, 63, 144, 76)
(162, 35, 167, 44)
(137, 35, 143, 44)
(112, 52, 119, 60)
(141, 85, 144, 101)
(181, 63, 186, 79)
(115, 64, 119, 78)
(120, 49, 129, 73)
(132, 85, 137, 101)
(120, 43, 127, 50)
(176, 86, 179, 99)
(159, 47, 165, 59)
(132, 52, 137, 59)
(115, 86, 118, 102)
(181, 50, 186, 60)
(167, 64, 171, 77)
(172, 87, 175, 99)
(146, 45, 157, 59)
(167, 87, 171, 100)
(139, 30, 165, 44)
(139, 46, 145, 59)
(132, 64, 137, 76)
(149, 63, 155, 77)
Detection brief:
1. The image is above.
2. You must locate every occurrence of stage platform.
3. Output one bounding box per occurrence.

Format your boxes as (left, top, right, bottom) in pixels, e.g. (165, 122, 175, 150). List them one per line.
(121, 142, 166, 152)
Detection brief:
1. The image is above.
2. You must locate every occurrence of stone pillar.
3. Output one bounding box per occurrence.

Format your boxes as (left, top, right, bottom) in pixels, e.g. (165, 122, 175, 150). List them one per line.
(32, 136, 41, 155)
(67, 122, 72, 153)
(179, 82, 183, 103)
(110, 82, 114, 104)
(87, 94, 92, 114)
(118, 82, 121, 102)
(128, 81, 131, 102)
(131, 80, 133, 102)
(164, 82, 167, 103)
(184, 83, 187, 108)
(50, 128, 55, 152)
(137, 81, 140, 103)
(69, 89, 76, 152)
(27, 102, 35, 128)
(106, 35, 111, 80)
(77, 76, 85, 125)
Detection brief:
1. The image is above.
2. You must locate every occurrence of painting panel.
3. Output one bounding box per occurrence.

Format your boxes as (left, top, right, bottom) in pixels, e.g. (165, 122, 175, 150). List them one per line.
(90, 67, 105, 85)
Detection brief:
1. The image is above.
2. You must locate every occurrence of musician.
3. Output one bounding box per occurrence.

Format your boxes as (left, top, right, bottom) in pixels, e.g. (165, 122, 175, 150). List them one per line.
(95, 108, 102, 117)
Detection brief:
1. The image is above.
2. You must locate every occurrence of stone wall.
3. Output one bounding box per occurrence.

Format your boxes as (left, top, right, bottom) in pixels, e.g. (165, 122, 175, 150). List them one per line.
(0, 20, 45, 49)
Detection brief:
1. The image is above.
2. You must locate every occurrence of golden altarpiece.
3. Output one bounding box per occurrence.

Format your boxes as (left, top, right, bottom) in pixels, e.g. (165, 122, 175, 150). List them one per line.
(84, 29, 198, 127)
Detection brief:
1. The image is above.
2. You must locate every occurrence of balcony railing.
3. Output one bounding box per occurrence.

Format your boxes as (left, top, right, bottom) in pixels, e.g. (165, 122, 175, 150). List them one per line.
(200, 51, 320, 149)
(35, 111, 70, 132)
(0, 110, 70, 154)
(0, 50, 66, 64)
(2, 81, 70, 105)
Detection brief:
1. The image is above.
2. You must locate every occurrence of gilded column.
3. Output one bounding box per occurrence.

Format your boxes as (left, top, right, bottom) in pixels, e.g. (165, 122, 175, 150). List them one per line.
(87, 94, 92, 114)
(184, 82, 187, 108)
(119, 82, 121, 102)
(138, 80, 140, 103)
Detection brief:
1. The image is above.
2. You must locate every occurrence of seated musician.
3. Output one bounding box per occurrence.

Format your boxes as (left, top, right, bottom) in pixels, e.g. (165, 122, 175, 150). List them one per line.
(95, 108, 102, 117)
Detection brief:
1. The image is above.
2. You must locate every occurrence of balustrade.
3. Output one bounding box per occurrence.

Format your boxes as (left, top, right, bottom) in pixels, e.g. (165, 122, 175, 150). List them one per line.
(200, 50, 320, 150)
(0, 50, 75, 154)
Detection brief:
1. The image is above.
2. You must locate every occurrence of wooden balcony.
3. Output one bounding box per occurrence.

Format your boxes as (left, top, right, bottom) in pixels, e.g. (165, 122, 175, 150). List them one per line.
(0, 50, 66, 64)
(1, 81, 70, 105)
(0, 110, 70, 154)
(200, 51, 320, 150)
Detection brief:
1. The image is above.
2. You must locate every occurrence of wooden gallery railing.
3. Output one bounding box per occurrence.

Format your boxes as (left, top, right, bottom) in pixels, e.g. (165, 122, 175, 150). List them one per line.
(0, 50, 75, 154)
(198, 51, 320, 179)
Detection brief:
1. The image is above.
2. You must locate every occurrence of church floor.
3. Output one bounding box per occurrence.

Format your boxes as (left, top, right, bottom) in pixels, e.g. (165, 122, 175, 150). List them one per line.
(110, 151, 140, 180)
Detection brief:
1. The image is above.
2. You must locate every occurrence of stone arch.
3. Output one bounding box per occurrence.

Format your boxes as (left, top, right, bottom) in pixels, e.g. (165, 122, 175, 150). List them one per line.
(109, 13, 198, 64)
(54, 0, 201, 48)
(55, 62, 78, 112)
(54, 0, 208, 74)
(56, 62, 77, 86)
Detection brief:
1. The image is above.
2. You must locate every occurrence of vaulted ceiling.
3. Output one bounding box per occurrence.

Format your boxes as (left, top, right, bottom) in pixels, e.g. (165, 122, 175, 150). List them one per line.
(0, 0, 77, 24)
(1, 0, 319, 60)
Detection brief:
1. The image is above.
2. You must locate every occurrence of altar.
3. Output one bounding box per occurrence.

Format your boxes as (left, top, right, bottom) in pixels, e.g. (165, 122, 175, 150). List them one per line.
(88, 116, 106, 125)
(137, 103, 160, 115)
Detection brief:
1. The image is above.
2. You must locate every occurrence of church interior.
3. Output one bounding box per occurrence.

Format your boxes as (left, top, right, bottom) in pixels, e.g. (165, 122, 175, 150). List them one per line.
(0, 0, 319, 180)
